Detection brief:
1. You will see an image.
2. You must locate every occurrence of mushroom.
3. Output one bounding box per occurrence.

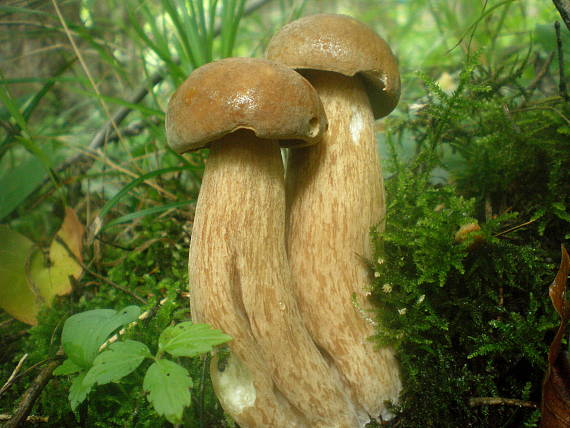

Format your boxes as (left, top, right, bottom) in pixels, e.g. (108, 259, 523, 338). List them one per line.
(266, 14, 402, 421)
(166, 57, 359, 427)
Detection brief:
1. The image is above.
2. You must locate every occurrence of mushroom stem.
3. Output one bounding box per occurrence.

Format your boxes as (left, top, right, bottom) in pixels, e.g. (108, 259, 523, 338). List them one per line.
(189, 132, 357, 427)
(286, 71, 402, 420)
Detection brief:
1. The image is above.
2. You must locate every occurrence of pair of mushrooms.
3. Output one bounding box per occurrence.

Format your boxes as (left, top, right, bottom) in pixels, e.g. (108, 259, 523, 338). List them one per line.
(166, 14, 401, 428)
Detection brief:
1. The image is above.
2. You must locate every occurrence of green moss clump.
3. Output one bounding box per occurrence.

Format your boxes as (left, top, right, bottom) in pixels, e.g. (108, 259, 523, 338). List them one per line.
(372, 60, 568, 427)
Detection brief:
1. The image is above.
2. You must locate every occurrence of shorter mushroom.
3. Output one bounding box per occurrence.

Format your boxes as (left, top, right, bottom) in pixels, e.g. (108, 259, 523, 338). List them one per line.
(166, 57, 358, 427)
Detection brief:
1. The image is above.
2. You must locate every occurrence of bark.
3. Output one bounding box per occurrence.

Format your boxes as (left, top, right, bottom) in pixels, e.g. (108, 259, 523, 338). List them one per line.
(552, 0, 570, 31)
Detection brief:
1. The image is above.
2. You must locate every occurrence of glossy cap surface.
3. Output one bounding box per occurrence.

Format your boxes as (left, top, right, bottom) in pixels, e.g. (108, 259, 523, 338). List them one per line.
(266, 14, 400, 118)
(166, 57, 327, 153)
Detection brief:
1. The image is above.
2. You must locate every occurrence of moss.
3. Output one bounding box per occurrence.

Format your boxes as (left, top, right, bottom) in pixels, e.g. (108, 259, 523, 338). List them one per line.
(371, 60, 568, 427)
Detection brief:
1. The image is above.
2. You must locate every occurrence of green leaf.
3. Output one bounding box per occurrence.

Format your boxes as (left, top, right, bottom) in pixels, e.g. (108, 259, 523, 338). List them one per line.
(0, 225, 39, 325)
(83, 340, 151, 386)
(552, 202, 570, 223)
(97, 166, 188, 221)
(53, 359, 83, 376)
(0, 75, 52, 171)
(69, 371, 92, 411)
(61, 306, 141, 369)
(102, 200, 194, 231)
(158, 322, 231, 358)
(143, 359, 192, 424)
(0, 156, 46, 220)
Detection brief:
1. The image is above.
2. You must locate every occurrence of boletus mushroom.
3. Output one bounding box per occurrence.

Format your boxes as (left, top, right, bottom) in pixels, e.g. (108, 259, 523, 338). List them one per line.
(266, 14, 402, 421)
(166, 57, 359, 427)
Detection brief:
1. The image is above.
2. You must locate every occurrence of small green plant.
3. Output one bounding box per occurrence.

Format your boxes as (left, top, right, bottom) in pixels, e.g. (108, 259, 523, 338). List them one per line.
(53, 306, 231, 425)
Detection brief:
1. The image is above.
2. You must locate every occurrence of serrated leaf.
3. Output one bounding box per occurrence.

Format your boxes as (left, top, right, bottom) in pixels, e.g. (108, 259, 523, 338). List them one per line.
(158, 322, 231, 358)
(53, 358, 83, 376)
(61, 306, 141, 369)
(83, 340, 150, 386)
(69, 371, 92, 411)
(143, 359, 192, 424)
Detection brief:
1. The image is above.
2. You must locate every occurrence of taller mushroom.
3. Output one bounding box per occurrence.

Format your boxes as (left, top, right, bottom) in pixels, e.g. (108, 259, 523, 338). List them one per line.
(166, 57, 359, 427)
(266, 14, 402, 421)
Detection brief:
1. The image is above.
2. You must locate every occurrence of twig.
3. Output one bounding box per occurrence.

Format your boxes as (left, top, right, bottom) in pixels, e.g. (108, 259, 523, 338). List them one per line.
(1, 357, 61, 391)
(552, 0, 570, 31)
(554, 21, 569, 101)
(0, 414, 49, 423)
(98, 297, 168, 351)
(80, 259, 148, 305)
(494, 217, 538, 237)
(0, 354, 28, 398)
(66, 144, 177, 200)
(3, 358, 61, 428)
(469, 397, 538, 408)
(51, 0, 125, 152)
(0, 318, 15, 329)
(527, 52, 554, 92)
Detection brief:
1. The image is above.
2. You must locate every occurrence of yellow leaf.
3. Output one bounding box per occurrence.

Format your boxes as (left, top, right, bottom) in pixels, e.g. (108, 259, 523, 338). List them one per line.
(0, 208, 85, 325)
(0, 225, 41, 325)
(30, 207, 84, 304)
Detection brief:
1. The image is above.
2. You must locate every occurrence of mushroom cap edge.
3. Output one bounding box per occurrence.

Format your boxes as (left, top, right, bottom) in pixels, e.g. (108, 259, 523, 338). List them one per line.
(265, 13, 400, 119)
(166, 57, 327, 153)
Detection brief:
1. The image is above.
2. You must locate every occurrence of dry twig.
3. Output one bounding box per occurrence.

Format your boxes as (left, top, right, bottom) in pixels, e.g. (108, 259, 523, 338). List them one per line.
(0, 414, 49, 423)
(3, 358, 61, 428)
(527, 52, 555, 92)
(0, 353, 28, 398)
(98, 297, 168, 351)
(554, 21, 569, 101)
(469, 397, 538, 408)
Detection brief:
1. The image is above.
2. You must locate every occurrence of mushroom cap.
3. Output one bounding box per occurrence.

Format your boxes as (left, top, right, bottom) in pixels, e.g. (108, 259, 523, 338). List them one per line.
(265, 14, 400, 119)
(166, 57, 327, 153)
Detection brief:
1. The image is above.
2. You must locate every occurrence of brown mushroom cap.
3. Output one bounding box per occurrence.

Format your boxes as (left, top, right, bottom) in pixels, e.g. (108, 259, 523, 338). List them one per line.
(265, 13, 400, 119)
(166, 57, 326, 153)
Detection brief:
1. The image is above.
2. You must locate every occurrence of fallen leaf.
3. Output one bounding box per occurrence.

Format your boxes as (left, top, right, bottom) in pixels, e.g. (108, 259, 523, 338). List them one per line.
(540, 245, 570, 427)
(0, 208, 84, 325)
(29, 207, 84, 302)
(548, 246, 570, 324)
(0, 225, 41, 324)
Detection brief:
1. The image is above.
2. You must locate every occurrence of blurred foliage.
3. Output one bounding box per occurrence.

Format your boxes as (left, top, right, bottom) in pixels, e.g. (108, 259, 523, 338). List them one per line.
(1, 0, 569, 426)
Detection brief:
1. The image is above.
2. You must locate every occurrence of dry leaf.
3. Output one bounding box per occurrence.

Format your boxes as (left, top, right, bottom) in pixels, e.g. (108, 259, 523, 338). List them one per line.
(0, 208, 84, 325)
(0, 225, 41, 325)
(540, 246, 570, 427)
(30, 207, 84, 303)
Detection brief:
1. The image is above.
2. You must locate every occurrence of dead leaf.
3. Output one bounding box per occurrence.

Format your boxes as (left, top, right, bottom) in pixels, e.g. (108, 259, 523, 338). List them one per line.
(0, 226, 41, 325)
(540, 245, 570, 427)
(29, 207, 84, 303)
(0, 208, 84, 325)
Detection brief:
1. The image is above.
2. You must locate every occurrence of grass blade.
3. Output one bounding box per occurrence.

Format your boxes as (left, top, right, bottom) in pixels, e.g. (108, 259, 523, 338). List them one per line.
(103, 200, 194, 231)
(98, 166, 189, 221)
